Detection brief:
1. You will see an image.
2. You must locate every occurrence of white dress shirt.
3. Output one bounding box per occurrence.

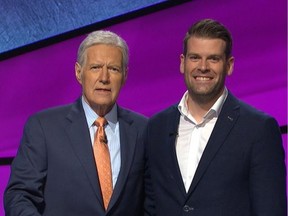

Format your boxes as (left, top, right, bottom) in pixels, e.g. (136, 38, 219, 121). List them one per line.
(82, 97, 121, 188)
(176, 88, 228, 192)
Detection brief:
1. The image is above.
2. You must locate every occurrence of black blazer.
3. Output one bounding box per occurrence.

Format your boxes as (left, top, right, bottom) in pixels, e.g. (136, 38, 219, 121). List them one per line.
(5, 99, 148, 216)
(145, 92, 286, 216)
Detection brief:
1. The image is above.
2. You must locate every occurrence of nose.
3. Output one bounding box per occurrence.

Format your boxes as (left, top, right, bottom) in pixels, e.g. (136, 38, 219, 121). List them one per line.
(198, 59, 209, 72)
(99, 66, 109, 84)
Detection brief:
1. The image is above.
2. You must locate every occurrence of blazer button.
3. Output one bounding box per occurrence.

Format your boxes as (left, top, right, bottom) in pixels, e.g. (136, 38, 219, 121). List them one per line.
(183, 205, 194, 212)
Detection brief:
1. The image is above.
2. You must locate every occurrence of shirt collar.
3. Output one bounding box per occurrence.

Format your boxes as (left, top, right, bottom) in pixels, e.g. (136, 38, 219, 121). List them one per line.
(210, 87, 228, 117)
(178, 87, 228, 122)
(81, 96, 118, 130)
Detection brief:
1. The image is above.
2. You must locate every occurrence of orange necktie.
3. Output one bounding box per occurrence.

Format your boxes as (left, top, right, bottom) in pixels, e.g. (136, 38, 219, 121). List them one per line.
(93, 117, 113, 210)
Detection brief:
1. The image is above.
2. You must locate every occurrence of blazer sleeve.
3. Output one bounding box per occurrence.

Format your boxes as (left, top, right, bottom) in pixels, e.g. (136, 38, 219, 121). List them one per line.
(4, 115, 47, 216)
(249, 117, 287, 215)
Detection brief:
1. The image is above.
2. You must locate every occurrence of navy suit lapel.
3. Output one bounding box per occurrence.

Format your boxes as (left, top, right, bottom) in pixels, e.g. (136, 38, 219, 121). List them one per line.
(107, 107, 137, 209)
(166, 106, 187, 196)
(187, 93, 240, 195)
(64, 99, 104, 206)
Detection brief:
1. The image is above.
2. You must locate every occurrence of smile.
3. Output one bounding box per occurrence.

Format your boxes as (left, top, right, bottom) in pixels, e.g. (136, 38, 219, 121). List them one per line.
(195, 76, 212, 81)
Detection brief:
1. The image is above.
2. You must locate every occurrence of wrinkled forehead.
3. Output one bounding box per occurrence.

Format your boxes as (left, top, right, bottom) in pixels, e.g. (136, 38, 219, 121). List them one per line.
(81, 44, 124, 64)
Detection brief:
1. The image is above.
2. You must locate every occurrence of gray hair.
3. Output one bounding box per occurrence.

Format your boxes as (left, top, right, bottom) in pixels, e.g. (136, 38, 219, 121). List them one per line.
(77, 30, 129, 73)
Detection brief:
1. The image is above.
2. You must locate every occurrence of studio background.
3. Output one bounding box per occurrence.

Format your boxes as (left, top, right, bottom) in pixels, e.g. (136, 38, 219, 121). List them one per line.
(0, 0, 286, 215)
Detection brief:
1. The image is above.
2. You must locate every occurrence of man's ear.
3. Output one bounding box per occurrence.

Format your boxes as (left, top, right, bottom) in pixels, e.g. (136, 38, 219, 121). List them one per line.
(122, 67, 128, 85)
(180, 54, 185, 74)
(75, 62, 82, 84)
(226, 56, 234, 76)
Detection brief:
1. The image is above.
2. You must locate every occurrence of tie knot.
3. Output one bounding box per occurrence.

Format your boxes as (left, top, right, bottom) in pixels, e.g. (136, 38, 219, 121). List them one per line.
(95, 117, 107, 127)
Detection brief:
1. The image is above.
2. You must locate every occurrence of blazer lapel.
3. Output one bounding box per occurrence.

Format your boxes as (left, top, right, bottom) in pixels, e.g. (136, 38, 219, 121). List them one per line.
(107, 107, 138, 209)
(187, 93, 240, 195)
(166, 106, 187, 196)
(65, 99, 104, 206)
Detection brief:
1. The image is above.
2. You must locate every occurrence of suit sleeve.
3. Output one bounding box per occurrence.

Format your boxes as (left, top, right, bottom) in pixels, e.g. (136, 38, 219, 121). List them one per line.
(4, 115, 47, 216)
(249, 117, 287, 215)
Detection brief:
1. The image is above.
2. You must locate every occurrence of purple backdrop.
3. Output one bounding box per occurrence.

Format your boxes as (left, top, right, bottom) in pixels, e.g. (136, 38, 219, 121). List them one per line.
(0, 0, 286, 214)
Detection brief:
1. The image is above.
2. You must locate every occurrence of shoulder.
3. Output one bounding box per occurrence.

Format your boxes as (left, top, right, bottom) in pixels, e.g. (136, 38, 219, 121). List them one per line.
(36, 102, 76, 117)
(228, 93, 275, 120)
(26, 100, 80, 125)
(225, 93, 280, 128)
(118, 106, 148, 125)
(150, 104, 179, 122)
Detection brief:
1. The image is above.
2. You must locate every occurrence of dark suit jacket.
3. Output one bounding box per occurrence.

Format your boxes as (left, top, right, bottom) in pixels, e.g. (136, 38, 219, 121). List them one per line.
(145, 92, 286, 216)
(4, 99, 148, 216)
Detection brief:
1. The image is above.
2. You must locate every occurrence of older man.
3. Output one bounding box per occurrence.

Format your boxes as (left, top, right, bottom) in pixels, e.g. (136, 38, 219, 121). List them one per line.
(5, 30, 148, 216)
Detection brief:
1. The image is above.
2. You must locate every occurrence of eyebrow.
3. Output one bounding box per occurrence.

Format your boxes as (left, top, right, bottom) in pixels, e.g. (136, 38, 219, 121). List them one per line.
(186, 53, 224, 58)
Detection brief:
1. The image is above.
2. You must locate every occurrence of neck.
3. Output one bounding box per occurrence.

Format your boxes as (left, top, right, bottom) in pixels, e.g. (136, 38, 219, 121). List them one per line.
(187, 91, 222, 123)
(82, 95, 113, 117)
(94, 106, 113, 117)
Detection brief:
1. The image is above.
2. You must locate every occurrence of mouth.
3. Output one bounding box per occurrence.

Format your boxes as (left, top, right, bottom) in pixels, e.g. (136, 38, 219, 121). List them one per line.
(95, 88, 111, 93)
(194, 76, 213, 81)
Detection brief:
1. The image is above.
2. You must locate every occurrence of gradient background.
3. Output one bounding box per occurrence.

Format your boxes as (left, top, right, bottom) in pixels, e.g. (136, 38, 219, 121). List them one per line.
(0, 0, 287, 215)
